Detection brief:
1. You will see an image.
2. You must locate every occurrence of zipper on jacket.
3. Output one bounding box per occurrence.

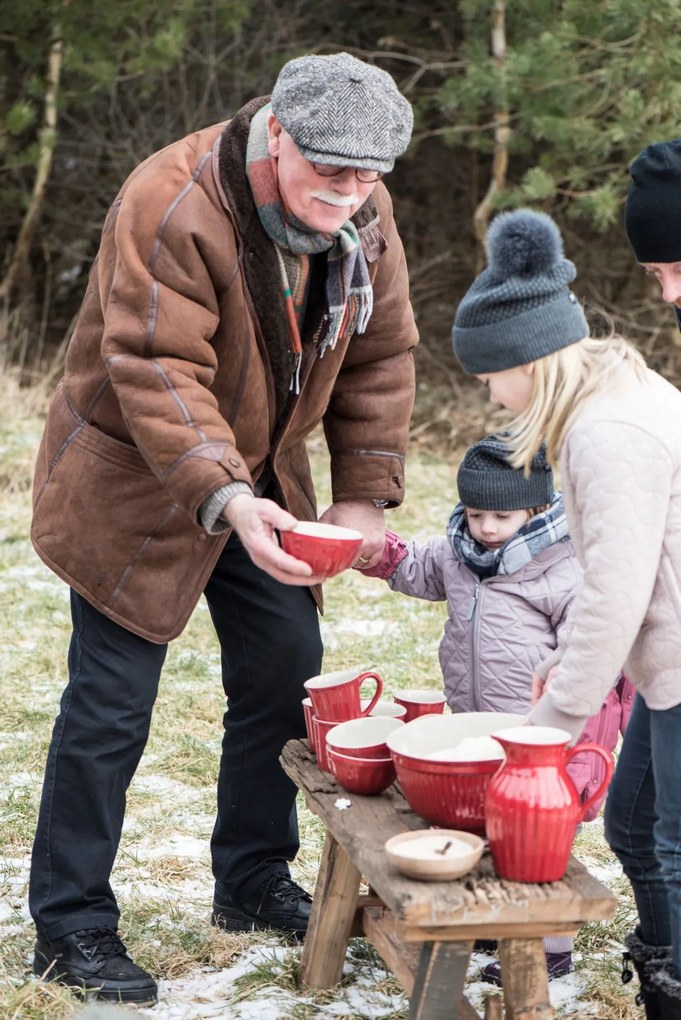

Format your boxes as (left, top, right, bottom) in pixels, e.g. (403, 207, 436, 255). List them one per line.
(468, 579, 489, 712)
(467, 582, 481, 621)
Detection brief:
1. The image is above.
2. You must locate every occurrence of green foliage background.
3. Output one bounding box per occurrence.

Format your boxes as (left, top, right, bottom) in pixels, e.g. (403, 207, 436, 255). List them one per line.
(2, 0, 681, 405)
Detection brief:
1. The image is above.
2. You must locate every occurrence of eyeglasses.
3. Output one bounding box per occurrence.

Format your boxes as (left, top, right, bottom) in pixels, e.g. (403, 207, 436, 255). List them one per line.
(311, 162, 384, 184)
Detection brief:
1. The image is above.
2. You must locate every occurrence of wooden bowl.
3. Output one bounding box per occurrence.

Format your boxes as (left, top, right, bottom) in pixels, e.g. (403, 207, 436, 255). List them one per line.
(384, 829, 484, 881)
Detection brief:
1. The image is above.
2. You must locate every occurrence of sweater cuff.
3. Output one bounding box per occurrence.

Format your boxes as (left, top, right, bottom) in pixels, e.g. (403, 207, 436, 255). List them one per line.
(534, 648, 562, 681)
(528, 694, 589, 743)
(200, 482, 254, 535)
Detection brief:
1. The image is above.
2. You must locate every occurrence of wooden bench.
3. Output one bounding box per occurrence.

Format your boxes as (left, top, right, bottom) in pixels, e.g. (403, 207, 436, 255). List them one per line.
(281, 738, 617, 1020)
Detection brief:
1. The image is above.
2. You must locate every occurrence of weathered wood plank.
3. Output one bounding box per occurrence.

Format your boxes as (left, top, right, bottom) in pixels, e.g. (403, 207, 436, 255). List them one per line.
(409, 941, 477, 1020)
(362, 905, 421, 996)
(498, 938, 555, 1020)
(484, 994, 503, 1020)
(281, 739, 616, 931)
(362, 907, 485, 1019)
(299, 832, 361, 989)
(397, 922, 579, 942)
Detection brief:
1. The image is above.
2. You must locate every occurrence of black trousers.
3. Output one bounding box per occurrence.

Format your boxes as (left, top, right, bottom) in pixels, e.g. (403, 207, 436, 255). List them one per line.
(29, 532, 323, 940)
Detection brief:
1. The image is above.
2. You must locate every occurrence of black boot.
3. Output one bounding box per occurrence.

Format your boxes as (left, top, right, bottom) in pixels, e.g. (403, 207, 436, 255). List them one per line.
(212, 874, 312, 942)
(33, 927, 157, 1005)
(651, 969, 681, 1020)
(622, 928, 672, 1020)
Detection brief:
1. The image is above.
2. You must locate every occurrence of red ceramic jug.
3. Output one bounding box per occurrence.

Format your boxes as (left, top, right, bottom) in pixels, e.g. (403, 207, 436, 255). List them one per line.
(485, 725, 614, 883)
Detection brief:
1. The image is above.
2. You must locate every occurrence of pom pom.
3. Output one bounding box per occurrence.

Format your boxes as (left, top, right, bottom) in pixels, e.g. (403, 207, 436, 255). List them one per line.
(486, 209, 563, 278)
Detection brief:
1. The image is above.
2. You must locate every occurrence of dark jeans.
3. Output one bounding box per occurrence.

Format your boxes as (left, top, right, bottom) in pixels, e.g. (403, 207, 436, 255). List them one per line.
(603, 693, 681, 977)
(29, 532, 322, 940)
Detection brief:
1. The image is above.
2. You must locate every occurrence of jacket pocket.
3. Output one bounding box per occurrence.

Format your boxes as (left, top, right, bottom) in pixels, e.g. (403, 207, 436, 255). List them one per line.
(32, 391, 220, 641)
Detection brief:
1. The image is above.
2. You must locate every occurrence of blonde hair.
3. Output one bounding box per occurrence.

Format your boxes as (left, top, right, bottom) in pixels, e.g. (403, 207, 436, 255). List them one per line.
(506, 334, 647, 473)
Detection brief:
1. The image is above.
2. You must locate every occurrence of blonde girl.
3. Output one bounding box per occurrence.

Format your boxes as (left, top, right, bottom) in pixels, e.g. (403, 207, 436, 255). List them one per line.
(453, 209, 681, 1020)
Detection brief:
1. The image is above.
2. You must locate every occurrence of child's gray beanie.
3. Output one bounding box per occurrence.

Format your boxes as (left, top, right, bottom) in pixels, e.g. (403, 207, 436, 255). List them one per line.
(271, 52, 413, 174)
(457, 435, 554, 511)
(452, 209, 589, 374)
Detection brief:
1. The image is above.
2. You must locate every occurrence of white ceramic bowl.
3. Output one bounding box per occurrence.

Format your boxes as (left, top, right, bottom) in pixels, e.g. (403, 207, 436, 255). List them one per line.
(361, 698, 407, 719)
(326, 715, 404, 758)
(384, 828, 485, 880)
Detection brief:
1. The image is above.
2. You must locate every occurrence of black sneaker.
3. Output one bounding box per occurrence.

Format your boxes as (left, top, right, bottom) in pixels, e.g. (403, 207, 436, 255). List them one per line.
(33, 927, 158, 1005)
(211, 874, 312, 941)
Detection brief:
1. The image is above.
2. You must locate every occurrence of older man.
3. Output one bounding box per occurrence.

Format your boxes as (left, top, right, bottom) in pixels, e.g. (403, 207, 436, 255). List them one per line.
(30, 52, 417, 1004)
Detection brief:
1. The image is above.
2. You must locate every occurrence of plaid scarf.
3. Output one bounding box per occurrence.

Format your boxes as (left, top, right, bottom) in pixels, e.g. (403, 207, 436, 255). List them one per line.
(246, 104, 373, 392)
(447, 492, 570, 578)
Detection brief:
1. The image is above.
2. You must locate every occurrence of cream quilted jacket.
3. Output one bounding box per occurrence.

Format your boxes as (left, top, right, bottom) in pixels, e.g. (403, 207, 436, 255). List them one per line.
(531, 363, 681, 738)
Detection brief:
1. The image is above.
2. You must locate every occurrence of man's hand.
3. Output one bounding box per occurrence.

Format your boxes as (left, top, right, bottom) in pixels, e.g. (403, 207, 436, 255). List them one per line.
(223, 494, 327, 585)
(319, 500, 386, 569)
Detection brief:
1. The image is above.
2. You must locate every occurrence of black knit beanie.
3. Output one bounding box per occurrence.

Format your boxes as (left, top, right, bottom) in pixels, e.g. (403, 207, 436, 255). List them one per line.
(457, 435, 554, 511)
(624, 139, 681, 263)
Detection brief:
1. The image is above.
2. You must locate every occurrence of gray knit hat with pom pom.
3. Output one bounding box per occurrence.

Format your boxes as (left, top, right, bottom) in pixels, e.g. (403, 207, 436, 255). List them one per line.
(452, 209, 589, 374)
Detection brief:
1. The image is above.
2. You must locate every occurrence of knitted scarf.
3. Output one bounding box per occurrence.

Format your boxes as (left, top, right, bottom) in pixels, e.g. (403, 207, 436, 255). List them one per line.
(447, 492, 570, 578)
(245, 104, 373, 392)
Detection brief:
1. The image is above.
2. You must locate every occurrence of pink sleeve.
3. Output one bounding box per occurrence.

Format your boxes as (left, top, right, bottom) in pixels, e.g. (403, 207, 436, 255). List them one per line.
(354, 530, 408, 580)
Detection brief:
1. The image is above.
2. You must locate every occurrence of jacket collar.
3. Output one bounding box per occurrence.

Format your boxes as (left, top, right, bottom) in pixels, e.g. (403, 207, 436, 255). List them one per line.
(216, 97, 382, 425)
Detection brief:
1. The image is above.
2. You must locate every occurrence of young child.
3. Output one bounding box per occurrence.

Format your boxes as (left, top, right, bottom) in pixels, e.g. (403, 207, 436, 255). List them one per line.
(358, 432, 631, 983)
(452, 207, 681, 1019)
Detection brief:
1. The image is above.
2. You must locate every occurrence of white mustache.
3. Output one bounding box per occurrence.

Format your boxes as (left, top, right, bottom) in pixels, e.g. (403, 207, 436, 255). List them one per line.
(310, 189, 359, 208)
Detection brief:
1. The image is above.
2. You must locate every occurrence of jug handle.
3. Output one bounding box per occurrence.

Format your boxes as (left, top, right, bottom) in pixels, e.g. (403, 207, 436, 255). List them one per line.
(565, 742, 614, 821)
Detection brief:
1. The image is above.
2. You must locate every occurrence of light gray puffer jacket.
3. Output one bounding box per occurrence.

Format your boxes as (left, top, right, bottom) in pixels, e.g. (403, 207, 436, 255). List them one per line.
(372, 531, 581, 714)
(362, 526, 632, 817)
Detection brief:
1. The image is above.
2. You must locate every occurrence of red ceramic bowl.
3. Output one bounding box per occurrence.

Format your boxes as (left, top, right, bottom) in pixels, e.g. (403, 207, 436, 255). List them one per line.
(386, 713, 525, 834)
(327, 748, 395, 796)
(326, 716, 404, 759)
(280, 522, 363, 578)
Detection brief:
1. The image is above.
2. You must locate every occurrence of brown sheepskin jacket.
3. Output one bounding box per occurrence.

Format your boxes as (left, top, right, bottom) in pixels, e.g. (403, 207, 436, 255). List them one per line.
(31, 97, 418, 643)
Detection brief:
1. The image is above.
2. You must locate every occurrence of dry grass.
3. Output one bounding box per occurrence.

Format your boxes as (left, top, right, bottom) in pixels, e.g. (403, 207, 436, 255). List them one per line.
(0, 371, 641, 1018)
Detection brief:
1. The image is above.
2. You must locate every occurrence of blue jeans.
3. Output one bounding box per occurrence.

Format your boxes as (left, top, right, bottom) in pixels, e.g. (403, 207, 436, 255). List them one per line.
(603, 694, 681, 976)
(29, 531, 322, 940)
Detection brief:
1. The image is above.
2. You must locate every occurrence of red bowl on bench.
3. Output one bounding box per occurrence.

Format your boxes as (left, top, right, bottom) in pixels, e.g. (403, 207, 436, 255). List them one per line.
(386, 713, 525, 833)
(327, 747, 395, 796)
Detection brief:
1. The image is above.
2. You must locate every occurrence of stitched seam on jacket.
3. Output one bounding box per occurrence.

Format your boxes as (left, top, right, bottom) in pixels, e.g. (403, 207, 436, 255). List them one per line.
(109, 504, 180, 606)
(340, 449, 405, 461)
(144, 150, 213, 359)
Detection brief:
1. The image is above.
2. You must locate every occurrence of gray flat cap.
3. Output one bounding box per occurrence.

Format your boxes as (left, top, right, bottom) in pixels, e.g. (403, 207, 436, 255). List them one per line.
(271, 51, 413, 173)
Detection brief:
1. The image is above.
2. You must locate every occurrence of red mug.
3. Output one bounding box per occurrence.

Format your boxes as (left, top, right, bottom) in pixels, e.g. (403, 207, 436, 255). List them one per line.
(302, 697, 316, 753)
(304, 667, 383, 723)
(393, 689, 447, 723)
(313, 716, 339, 772)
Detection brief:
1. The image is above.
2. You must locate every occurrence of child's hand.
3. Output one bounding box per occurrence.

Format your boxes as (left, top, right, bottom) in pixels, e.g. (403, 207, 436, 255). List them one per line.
(531, 665, 558, 704)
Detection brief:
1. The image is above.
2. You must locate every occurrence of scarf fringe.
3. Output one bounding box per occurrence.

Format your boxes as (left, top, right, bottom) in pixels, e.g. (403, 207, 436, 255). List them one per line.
(319, 290, 373, 358)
